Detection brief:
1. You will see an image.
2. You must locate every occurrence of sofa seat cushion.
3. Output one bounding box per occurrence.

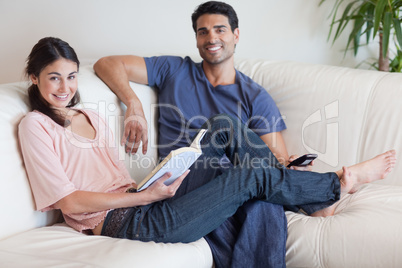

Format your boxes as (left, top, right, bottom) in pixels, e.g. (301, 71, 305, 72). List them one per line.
(0, 223, 213, 268)
(285, 184, 402, 268)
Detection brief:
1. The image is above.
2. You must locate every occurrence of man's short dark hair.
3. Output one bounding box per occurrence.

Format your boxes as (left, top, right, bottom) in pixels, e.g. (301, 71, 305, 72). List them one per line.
(191, 1, 239, 33)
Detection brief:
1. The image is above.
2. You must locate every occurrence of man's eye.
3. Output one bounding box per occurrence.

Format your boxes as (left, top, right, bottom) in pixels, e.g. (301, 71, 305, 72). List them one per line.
(50, 77, 59, 81)
(68, 76, 76, 80)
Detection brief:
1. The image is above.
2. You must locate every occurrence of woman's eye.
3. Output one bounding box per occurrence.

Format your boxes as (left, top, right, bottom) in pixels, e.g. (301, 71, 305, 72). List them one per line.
(68, 75, 76, 80)
(50, 77, 59, 81)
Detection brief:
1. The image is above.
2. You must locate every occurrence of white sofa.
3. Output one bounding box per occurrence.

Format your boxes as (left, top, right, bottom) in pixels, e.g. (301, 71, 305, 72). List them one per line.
(1, 59, 401, 267)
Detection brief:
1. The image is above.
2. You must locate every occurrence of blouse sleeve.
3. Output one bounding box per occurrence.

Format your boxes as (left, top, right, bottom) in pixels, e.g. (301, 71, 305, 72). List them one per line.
(18, 113, 76, 211)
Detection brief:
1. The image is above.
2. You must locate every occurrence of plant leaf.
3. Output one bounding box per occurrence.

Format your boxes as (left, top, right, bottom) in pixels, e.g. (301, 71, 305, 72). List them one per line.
(326, 0, 344, 42)
(382, 12, 392, 58)
(367, 3, 375, 42)
(347, 16, 366, 56)
(373, 0, 388, 37)
(393, 18, 402, 48)
(333, 1, 359, 43)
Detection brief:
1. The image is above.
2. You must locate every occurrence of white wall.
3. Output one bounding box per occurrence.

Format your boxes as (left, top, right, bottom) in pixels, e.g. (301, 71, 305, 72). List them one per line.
(0, 0, 377, 84)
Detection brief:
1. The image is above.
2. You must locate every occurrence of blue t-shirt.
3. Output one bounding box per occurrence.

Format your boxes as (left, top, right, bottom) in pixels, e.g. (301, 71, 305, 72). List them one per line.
(144, 56, 286, 158)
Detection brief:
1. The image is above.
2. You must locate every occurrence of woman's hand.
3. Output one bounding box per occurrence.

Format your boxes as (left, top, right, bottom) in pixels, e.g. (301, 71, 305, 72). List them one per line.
(288, 155, 314, 171)
(139, 170, 190, 204)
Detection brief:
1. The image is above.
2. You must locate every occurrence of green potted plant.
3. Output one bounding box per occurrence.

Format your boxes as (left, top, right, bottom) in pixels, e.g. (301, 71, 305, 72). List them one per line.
(320, 0, 402, 72)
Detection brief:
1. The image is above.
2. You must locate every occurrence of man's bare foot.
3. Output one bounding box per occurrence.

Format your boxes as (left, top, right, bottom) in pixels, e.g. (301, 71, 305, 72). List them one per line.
(340, 150, 397, 194)
(311, 150, 397, 217)
(310, 203, 337, 217)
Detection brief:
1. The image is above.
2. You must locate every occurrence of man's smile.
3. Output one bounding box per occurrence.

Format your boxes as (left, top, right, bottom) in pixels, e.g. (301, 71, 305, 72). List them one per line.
(206, 44, 223, 52)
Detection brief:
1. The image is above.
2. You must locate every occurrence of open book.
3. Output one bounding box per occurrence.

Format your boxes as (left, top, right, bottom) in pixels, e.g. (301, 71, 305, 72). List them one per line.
(136, 129, 207, 192)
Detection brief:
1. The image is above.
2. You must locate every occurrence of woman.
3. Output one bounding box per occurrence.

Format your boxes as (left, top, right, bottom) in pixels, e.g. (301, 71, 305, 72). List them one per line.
(19, 37, 396, 242)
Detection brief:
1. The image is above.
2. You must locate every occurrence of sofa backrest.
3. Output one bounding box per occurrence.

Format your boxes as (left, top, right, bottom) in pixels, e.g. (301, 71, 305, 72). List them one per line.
(77, 66, 159, 182)
(0, 80, 55, 240)
(235, 59, 402, 187)
(1, 61, 401, 240)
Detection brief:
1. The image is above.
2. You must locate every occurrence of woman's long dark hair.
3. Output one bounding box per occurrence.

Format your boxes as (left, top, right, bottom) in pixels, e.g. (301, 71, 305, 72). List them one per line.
(26, 37, 81, 126)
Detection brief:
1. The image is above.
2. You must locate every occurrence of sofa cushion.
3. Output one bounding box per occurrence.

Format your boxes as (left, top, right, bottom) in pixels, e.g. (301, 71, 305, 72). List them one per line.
(235, 59, 401, 186)
(0, 223, 213, 268)
(235, 60, 387, 170)
(357, 74, 402, 186)
(233, 60, 402, 267)
(285, 184, 402, 267)
(0, 81, 61, 240)
(3, 59, 402, 268)
(0, 65, 212, 267)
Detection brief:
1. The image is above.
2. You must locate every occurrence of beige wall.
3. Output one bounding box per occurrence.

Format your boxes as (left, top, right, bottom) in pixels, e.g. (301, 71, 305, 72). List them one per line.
(0, 0, 376, 84)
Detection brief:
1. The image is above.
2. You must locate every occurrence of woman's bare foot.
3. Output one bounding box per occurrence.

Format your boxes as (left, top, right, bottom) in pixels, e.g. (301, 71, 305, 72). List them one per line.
(311, 150, 397, 217)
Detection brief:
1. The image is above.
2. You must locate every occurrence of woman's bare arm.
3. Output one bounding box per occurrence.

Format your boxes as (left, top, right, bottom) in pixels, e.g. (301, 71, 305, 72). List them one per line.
(53, 171, 188, 214)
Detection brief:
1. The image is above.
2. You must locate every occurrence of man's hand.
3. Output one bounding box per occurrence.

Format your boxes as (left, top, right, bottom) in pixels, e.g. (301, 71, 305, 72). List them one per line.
(94, 55, 150, 155)
(288, 155, 314, 171)
(122, 102, 148, 155)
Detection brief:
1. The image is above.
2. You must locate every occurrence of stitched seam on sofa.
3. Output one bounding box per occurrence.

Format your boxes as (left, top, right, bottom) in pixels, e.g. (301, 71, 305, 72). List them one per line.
(355, 73, 389, 164)
(317, 217, 328, 268)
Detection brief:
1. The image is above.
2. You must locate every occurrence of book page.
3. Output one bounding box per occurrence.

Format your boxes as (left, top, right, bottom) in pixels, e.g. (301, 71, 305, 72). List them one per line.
(137, 150, 202, 191)
(136, 129, 207, 191)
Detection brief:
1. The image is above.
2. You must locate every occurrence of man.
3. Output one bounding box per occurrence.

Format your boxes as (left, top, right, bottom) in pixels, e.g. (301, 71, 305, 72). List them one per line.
(92, 1, 375, 267)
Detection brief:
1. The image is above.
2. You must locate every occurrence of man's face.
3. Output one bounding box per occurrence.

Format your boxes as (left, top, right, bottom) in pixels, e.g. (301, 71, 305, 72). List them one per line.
(195, 14, 239, 66)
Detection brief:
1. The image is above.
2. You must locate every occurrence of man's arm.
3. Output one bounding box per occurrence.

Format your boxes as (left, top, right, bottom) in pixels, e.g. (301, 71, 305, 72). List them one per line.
(94, 56, 149, 154)
(260, 132, 313, 170)
(260, 132, 289, 166)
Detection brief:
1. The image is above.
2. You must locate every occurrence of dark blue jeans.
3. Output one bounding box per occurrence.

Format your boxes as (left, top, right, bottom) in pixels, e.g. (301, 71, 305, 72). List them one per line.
(205, 200, 287, 268)
(102, 114, 340, 253)
(173, 153, 287, 268)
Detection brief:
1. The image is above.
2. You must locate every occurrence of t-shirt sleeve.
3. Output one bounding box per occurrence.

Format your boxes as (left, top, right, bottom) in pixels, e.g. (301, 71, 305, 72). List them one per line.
(144, 56, 186, 89)
(18, 115, 76, 211)
(248, 90, 287, 136)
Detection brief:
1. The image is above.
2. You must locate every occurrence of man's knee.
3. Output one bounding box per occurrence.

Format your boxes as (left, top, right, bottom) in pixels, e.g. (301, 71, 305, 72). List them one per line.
(206, 113, 240, 130)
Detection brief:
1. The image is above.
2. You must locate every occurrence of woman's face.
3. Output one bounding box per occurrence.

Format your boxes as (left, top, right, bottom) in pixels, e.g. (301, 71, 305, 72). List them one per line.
(31, 58, 78, 110)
